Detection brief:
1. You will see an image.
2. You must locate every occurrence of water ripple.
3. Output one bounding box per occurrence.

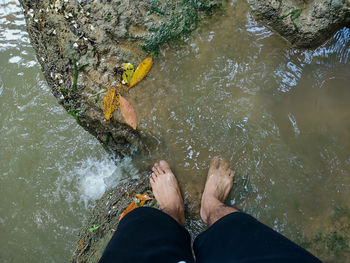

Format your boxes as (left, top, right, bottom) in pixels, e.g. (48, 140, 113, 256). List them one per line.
(0, 0, 29, 51)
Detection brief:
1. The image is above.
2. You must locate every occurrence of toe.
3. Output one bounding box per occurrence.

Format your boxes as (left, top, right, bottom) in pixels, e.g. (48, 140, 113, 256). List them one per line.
(210, 156, 220, 169)
(229, 170, 235, 177)
(157, 163, 169, 174)
(159, 160, 171, 173)
(152, 166, 159, 175)
(151, 173, 157, 182)
(153, 163, 165, 175)
(219, 159, 229, 170)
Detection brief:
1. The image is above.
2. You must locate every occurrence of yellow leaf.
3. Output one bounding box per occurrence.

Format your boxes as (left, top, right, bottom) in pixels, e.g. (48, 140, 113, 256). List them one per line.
(119, 193, 152, 222)
(119, 95, 137, 130)
(103, 86, 120, 120)
(128, 57, 153, 90)
(121, 63, 134, 85)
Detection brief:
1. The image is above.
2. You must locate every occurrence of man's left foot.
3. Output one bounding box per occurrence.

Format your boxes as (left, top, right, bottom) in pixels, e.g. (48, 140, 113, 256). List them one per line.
(150, 160, 185, 225)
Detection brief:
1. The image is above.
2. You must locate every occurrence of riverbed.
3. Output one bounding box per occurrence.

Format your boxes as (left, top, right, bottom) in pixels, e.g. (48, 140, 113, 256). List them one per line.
(1, 0, 349, 262)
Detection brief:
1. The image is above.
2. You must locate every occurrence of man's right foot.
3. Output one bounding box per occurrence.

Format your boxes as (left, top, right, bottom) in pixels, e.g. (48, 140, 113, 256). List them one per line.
(150, 160, 185, 225)
(200, 156, 237, 225)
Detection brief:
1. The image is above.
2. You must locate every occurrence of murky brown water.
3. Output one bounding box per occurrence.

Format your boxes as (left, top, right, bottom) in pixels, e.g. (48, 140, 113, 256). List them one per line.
(132, 1, 350, 261)
(0, 1, 136, 262)
(1, 0, 349, 262)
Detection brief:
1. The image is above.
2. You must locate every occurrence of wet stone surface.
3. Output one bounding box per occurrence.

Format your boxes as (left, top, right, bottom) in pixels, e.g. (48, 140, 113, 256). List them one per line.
(248, 0, 350, 47)
(18, 0, 223, 158)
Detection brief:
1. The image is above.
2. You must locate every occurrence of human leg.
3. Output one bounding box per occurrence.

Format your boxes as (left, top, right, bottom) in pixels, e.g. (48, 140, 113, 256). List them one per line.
(99, 161, 194, 263)
(194, 156, 322, 263)
(194, 212, 322, 263)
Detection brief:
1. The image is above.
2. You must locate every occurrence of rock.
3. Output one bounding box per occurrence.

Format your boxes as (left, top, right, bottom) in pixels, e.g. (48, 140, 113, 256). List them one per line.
(19, 0, 222, 158)
(70, 174, 155, 263)
(247, 0, 350, 48)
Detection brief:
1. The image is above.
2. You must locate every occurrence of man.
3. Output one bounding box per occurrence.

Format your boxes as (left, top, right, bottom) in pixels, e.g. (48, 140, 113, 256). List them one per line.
(99, 157, 321, 263)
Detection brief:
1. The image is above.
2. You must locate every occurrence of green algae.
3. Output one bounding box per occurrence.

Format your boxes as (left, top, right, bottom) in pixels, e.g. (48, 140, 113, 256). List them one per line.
(72, 56, 78, 91)
(279, 9, 302, 32)
(59, 86, 71, 96)
(72, 54, 89, 91)
(105, 133, 111, 147)
(142, 0, 223, 53)
(67, 108, 81, 125)
(293, 205, 350, 260)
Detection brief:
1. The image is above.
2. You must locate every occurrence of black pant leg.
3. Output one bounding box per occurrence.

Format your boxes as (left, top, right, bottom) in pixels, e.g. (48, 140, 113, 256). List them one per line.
(99, 207, 194, 263)
(193, 212, 322, 263)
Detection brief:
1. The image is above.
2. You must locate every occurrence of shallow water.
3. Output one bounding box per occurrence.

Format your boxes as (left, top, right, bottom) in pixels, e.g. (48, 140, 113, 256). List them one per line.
(0, 1, 131, 262)
(1, 0, 349, 262)
(133, 1, 350, 260)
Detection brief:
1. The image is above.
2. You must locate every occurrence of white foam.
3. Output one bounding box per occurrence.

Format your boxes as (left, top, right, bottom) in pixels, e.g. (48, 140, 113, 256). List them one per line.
(8, 55, 22, 64)
(77, 157, 139, 208)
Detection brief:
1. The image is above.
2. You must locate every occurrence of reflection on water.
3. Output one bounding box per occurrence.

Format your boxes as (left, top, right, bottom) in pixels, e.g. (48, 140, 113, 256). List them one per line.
(1, 0, 349, 262)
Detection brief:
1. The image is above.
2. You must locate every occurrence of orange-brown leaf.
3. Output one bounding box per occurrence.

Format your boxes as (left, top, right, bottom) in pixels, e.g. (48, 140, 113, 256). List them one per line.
(128, 57, 153, 89)
(134, 193, 152, 201)
(119, 201, 138, 222)
(119, 193, 152, 222)
(119, 95, 137, 130)
(103, 86, 120, 120)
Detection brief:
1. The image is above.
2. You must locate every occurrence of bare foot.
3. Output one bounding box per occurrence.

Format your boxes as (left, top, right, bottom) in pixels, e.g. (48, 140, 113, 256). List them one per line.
(200, 156, 238, 226)
(150, 160, 185, 225)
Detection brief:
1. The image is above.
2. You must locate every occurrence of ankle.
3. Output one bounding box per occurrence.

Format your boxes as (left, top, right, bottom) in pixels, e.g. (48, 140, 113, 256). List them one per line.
(205, 201, 225, 225)
(163, 207, 185, 226)
(201, 197, 239, 226)
(209, 205, 239, 226)
(200, 197, 222, 223)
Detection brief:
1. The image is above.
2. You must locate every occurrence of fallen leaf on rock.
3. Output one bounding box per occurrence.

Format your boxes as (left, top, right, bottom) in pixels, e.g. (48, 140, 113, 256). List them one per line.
(128, 57, 153, 90)
(119, 95, 137, 130)
(134, 193, 152, 202)
(119, 193, 152, 222)
(121, 63, 134, 85)
(103, 86, 120, 120)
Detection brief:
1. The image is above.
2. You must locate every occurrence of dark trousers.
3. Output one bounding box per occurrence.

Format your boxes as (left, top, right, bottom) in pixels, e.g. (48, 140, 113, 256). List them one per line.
(99, 207, 322, 263)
